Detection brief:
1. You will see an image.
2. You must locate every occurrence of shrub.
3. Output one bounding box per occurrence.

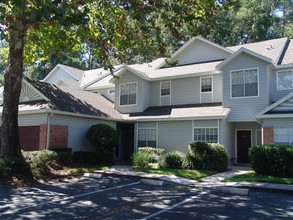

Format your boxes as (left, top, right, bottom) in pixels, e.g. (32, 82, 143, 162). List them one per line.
(159, 151, 184, 169)
(132, 151, 156, 167)
(0, 156, 28, 178)
(182, 152, 196, 170)
(249, 145, 293, 178)
(188, 142, 228, 171)
(23, 150, 59, 176)
(138, 147, 166, 158)
(49, 148, 72, 165)
(72, 151, 99, 164)
(86, 124, 118, 164)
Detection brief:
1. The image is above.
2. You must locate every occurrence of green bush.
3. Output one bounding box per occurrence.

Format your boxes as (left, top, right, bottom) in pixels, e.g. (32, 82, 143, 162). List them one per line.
(132, 151, 156, 167)
(249, 145, 293, 178)
(72, 151, 98, 164)
(188, 142, 228, 171)
(23, 150, 59, 176)
(86, 124, 118, 164)
(138, 147, 166, 157)
(159, 151, 184, 169)
(182, 152, 196, 170)
(0, 156, 28, 177)
(49, 148, 72, 165)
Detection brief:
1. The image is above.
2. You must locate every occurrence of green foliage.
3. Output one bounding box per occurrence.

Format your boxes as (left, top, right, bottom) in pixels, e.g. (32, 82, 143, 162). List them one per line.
(188, 142, 228, 171)
(132, 147, 165, 167)
(159, 151, 184, 169)
(22, 150, 59, 177)
(249, 145, 293, 178)
(49, 148, 72, 165)
(138, 147, 165, 158)
(86, 124, 118, 164)
(0, 156, 28, 177)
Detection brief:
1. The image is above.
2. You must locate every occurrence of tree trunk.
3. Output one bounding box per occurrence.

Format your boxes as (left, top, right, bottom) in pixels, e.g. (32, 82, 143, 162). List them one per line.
(0, 19, 26, 158)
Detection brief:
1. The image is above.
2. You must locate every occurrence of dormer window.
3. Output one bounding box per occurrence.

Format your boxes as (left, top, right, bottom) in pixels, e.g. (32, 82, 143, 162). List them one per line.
(120, 82, 137, 105)
(231, 68, 258, 98)
(277, 70, 293, 90)
(161, 81, 170, 96)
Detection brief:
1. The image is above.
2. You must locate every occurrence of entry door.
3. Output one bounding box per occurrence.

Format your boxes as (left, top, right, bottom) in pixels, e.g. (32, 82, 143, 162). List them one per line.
(237, 130, 251, 163)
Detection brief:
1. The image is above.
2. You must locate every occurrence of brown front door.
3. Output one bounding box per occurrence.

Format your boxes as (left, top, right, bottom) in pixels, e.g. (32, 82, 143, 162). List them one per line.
(237, 130, 251, 163)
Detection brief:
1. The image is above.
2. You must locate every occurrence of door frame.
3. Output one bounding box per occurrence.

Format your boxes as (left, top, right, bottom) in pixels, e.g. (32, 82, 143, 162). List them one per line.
(235, 129, 252, 163)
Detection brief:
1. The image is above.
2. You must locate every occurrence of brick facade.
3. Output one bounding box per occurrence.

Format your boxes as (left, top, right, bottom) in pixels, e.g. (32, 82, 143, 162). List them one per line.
(39, 124, 68, 149)
(263, 127, 274, 145)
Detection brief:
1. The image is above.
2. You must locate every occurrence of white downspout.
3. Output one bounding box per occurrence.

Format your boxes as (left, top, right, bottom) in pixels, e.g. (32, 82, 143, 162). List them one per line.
(46, 113, 54, 149)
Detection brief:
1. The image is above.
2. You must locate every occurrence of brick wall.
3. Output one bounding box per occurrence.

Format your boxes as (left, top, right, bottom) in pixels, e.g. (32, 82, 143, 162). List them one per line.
(39, 124, 68, 149)
(263, 127, 274, 144)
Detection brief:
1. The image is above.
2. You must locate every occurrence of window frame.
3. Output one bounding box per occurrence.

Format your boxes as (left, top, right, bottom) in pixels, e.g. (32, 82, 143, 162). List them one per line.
(230, 68, 259, 99)
(137, 128, 157, 148)
(160, 80, 171, 97)
(200, 76, 212, 93)
(193, 127, 218, 143)
(274, 127, 293, 145)
(276, 69, 293, 91)
(119, 82, 138, 106)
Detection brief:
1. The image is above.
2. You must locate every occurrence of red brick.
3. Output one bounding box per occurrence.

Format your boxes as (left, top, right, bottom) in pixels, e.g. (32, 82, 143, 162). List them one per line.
(263, 127, 274, 144)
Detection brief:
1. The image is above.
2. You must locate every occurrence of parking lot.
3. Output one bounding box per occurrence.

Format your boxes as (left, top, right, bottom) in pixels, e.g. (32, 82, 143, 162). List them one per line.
(0, 175, 293, 219)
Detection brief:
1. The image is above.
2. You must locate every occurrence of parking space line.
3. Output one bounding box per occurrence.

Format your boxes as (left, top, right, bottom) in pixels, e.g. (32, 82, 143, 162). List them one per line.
(141, 191, 208, 220)
(1, 181, 140, 216)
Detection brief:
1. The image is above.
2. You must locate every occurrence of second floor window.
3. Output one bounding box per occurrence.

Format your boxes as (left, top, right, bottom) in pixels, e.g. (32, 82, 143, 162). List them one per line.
(277, 70, 293, 90)
(201, 77, 212, 92)
(120, 82, 137, 105)
(231, 68, 258, 98)
(161, 81, 170, 96)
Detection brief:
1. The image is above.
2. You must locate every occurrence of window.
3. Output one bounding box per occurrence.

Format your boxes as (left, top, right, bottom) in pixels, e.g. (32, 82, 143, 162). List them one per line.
(277, 70, 293, 90)
(201, 77, 212, 92)
(108, 89, 115, 95)
(138, 129, 156, 147)
(120, 83, 137, 105)
(231, 69, 258, 98)
(194, 128, 218, 143)
(274, 128, 293, 145)
(161, 81, 170, 96)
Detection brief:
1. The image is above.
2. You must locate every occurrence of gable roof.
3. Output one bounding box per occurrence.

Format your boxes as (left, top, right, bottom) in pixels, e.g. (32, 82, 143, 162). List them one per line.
(55, 78, 81, 89)
(43, 64, 84, 82)
(110, 66, 151, 83)
(256, 92, 293, 118)
(21, 80, 122, 120)
(279, 39, 293, 66)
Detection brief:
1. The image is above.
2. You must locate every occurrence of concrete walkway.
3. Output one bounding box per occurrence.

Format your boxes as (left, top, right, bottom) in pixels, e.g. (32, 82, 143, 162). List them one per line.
(93, 165, 293, 193)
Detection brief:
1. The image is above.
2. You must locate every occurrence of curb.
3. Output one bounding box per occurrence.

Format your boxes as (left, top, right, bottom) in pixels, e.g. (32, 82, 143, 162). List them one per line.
(219, 186, 249, 196)
(140, 179, 164, 186)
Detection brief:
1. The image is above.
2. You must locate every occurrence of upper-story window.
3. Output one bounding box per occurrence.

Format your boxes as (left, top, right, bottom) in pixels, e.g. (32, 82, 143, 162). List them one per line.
(201, 77, 212, 92)
(120, 82, 137, 105)
(231, 68, 258, 98)
(277, 70, 293, 90)
(161, 81, 170, 96)
(108, 89, 115, 95)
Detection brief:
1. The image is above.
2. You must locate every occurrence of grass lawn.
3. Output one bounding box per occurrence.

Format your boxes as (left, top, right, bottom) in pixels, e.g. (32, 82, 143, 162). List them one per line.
(224, 171, 293, 185)
(133, 167, 217, 180)
(68, 166, 109, 175)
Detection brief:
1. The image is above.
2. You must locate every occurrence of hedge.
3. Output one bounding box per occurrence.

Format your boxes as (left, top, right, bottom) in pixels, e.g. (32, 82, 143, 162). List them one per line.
(249, 145, 293, 178)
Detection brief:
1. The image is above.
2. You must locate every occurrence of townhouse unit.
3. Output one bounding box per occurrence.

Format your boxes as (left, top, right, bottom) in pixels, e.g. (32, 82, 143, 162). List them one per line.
(1, 36, 292, 163)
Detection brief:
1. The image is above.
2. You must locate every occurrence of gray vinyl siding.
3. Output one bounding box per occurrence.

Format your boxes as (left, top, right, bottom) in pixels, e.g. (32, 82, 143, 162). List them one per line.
(158, 121, 192, 152)
(50, 114, 116, 152)
(221, 121, 235, 162)
(47, 69, 76, 84)
(213, 74, 223, 102)
(270, 68, 293, 103)
(98, 88, 115, 102)
(171, 77, 200, 105)
(172, 40, 230, 66)
(150, 81, 160, 106)
(16, 114, 48, 126)
(114, 71, 148, 113)
(221, 54, 270, 121)
(142, 80, 150, 110)
(262, 118, 293, 127)
(137, 122, 156, 129)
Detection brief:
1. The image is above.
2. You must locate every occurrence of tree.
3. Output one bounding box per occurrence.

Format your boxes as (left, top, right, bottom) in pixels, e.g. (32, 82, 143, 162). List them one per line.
(0, 0, 219, 158)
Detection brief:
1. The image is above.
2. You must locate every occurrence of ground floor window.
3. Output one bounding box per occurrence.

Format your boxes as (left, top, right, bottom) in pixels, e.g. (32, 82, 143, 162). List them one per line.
(194, 128, 218, 143)
(138, 129, 156, 147)
(274, 128, 293, 145)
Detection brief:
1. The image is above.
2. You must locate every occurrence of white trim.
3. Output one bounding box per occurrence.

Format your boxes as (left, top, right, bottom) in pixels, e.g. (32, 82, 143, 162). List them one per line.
(217, 47, 275, 70)
(23, 79, 50, 102)
(235, 129, 252, 161)
(255, 129, 262, 145)
(42, 64, 82, 82)
(160, 80, 171, 106)
(230, 68, 259, 99)
(218, 119, 220, 143)
(193, 127, 219, 143)
(119, 82, 138, 107)
(110, 66, 150, 83)
(137, 127, 157, 148)
(200, 76, 213, 104)
(276, 69, 293, 91)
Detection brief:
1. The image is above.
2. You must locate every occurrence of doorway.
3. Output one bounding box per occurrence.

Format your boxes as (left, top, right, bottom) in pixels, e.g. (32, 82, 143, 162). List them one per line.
(116, 123, 134, 161)
(236, 130, 251, 163)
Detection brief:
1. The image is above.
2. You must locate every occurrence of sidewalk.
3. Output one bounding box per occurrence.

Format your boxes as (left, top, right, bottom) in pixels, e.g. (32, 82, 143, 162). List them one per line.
(94, 165, 293, 194)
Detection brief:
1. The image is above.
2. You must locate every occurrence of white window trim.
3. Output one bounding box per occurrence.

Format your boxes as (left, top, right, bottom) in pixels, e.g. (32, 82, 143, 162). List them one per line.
(108, 88, 115, 95)
(234, 129, 252, 160)
(119, 82, 138, 107)
(230, 68, 259, 99)
(160, 80, 171, 106)
(193, 126, 219, 143)
(200, 76, 213, 93)
(274, 127, 293, 145)
(276, 69, 293, 91)
(137, 127, 157, 148)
